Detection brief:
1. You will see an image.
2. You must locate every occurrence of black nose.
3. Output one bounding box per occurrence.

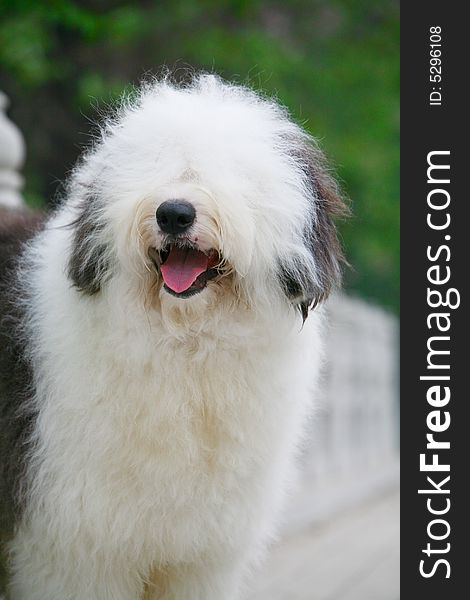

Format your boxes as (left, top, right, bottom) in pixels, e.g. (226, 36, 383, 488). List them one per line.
(156, 200, 196, 235)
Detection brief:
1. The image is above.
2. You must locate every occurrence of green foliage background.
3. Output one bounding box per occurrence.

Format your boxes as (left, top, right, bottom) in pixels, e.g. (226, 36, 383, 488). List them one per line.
(0, 0, 399, 312)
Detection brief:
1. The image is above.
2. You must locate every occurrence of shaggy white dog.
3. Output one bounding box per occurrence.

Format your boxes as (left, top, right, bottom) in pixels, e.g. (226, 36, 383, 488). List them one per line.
(0, 73, 346, 599)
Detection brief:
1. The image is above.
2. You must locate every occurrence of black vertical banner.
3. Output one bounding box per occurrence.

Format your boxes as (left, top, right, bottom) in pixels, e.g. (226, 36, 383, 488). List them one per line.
(401, 4, 467, 600)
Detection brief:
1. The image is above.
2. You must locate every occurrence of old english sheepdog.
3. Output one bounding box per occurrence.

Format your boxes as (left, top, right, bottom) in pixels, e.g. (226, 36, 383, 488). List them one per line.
(0, 74, 347, 599)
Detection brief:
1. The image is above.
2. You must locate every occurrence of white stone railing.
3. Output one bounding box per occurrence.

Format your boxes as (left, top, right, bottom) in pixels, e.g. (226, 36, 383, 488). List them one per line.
(0, 91, 25, 208)
(284, 293, 399, 532)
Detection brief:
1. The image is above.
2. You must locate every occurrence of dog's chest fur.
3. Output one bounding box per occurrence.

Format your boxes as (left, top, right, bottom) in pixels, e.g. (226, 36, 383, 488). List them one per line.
(28, 288, 316, 565)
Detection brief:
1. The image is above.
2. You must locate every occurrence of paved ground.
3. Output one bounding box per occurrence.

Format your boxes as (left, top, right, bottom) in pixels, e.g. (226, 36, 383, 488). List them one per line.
(247, 490, 400, 600)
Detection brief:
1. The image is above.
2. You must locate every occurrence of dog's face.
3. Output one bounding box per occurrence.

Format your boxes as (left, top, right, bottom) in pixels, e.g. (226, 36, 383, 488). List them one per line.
(67, 75, 347, 322)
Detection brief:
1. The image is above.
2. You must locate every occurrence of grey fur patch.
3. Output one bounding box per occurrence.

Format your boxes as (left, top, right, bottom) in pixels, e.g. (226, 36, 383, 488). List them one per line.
(279, 137, 350, 320)
(67, 197, 112, 295)
(0, 208, 43, 572)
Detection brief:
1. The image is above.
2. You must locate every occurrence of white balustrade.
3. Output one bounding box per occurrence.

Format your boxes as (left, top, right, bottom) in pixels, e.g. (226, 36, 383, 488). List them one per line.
(284, 293, 399, 532)
(0, 91, 25, 208)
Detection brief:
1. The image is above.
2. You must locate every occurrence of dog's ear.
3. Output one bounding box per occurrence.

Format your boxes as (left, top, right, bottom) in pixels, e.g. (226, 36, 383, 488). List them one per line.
(280, 138, 349, 320)
(67, 196, 112, 295)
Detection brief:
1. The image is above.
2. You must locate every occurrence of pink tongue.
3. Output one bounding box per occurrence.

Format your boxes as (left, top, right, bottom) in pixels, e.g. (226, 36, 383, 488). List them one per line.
(160, 247, 209, 293)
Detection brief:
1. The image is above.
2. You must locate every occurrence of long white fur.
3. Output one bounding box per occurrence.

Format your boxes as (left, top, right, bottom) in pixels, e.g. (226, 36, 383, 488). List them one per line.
(8, 74, 327, 600)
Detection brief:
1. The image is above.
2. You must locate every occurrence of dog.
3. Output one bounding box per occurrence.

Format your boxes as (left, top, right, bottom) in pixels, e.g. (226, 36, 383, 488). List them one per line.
(0, 73, 347, 599)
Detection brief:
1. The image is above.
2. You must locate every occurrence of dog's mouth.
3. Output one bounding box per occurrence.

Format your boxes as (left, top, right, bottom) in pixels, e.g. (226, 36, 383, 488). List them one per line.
(150, 242, 221, 298)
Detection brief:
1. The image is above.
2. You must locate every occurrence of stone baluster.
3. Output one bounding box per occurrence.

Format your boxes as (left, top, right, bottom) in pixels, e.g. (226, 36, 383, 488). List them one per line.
(0, 90, 25, 208)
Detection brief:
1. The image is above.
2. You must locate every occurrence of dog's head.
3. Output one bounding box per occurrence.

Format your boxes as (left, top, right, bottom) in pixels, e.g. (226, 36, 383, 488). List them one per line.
(66, 74, 347, 325)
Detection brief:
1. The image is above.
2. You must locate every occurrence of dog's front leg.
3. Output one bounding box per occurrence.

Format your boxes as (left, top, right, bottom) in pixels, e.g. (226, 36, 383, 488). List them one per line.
(143, 558, 246, 600)
(8, 525, 145, 600)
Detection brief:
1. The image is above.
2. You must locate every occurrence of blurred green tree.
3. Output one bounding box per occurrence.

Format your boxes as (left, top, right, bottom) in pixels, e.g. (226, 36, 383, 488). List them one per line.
(0, 0, 399, 312)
